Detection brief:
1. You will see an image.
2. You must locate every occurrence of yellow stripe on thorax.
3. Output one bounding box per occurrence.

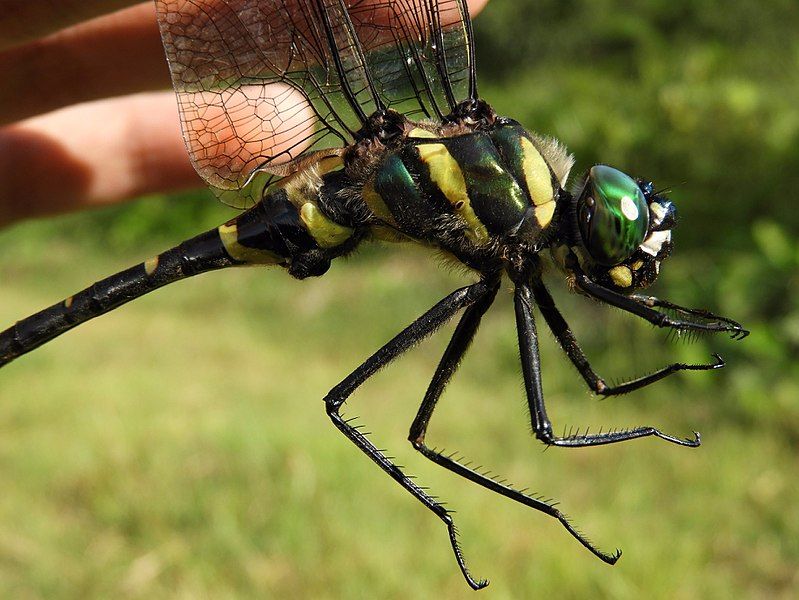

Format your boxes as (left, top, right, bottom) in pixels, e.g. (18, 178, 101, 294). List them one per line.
(408, 127, 437, 139)
(362, 180, 397, 225)
(520, 137, 557, 228)
(412, 129, 489, 245)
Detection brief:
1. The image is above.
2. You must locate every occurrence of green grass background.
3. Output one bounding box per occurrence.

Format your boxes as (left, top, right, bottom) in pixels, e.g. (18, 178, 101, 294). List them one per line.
(1, 0, 798, 597)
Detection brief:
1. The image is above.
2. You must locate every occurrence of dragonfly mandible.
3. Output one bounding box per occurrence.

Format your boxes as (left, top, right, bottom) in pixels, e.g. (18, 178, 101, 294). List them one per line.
(0, 0, 748, 589)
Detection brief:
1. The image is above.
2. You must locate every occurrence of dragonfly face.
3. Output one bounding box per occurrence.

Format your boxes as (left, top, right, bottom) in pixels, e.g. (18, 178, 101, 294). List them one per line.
(565, 165, 677, 291)
(0, 0, 749, 590)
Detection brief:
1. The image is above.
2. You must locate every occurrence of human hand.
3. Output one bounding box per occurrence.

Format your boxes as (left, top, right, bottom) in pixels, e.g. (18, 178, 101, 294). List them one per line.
(0, 0, 487, 228)
(0, 1, 198, 227)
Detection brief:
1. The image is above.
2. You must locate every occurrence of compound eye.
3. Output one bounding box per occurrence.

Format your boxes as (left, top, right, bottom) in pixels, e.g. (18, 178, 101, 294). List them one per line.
(577, 165, 650, 265)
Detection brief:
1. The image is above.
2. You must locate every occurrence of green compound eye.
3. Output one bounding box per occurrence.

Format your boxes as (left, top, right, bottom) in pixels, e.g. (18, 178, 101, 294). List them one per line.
(577, 165, 650, 266)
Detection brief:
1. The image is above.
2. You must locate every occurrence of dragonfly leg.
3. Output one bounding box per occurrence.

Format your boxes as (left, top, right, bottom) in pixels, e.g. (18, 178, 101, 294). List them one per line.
(530, 280, 725, 396)
(515, 281, 700, 448)
(324, 279, 494, 590)
(408, 277, 620, 565)
(567, 254, 748, 339)
(407, 276, 500, 447)
(628, 294, 750, 340)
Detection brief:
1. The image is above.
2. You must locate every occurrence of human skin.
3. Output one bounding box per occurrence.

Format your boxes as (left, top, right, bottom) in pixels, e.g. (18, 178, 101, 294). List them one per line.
(0, 0, 489, 227)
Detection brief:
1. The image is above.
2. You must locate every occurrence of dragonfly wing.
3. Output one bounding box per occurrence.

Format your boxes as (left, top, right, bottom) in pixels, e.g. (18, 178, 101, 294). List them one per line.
(349, 0, 476, 120)
(155, 0, 477, 208)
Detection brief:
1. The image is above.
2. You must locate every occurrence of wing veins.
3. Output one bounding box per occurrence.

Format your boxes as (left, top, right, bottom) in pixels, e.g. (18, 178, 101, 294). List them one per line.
(155, 0, 478, 206)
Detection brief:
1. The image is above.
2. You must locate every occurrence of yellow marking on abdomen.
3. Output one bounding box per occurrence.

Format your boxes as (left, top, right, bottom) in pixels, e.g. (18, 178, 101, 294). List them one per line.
(299, 203, 353, 249)
(416, 142, 489, 244)
(144, 256, 159, 276)
(218, 223, 283, 265)
(520, 137, 557, 228)
(64, 296, 73, 309)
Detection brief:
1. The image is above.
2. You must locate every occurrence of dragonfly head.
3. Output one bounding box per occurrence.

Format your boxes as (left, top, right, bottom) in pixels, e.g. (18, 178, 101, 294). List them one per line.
(564, 165, 677, 291)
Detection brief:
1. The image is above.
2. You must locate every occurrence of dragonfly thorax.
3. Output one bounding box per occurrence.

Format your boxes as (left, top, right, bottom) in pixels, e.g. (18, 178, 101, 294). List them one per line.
(354, 116, 575, 272)
(353, 109, 410, 145)
(441, 98, 497, 130)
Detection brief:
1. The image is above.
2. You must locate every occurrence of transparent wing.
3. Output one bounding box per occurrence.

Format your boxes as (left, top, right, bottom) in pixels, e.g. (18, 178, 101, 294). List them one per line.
(348, 0, 475, 119)
(155, 0, 476, 208)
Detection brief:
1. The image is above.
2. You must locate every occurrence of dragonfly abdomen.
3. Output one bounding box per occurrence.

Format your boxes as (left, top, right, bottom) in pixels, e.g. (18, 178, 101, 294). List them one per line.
(0, 186, 356, 368)
(0, 228, 234, 367)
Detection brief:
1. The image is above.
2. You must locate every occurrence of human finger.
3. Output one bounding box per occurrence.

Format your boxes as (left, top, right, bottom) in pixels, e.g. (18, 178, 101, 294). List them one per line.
(0, 4, 168, 126)
(0, 0, 141, 52)
(0, 0, 489, 125)
(0, 91, 199, 227)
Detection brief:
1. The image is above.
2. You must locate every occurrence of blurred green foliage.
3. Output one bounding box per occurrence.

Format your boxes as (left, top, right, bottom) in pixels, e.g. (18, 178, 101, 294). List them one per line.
(475, 0, 799, 249)
(0, 0, 797, 597)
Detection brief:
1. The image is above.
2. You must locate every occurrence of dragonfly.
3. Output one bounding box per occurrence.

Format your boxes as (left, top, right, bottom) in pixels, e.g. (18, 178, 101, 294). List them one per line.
(0, 0, 747, 590)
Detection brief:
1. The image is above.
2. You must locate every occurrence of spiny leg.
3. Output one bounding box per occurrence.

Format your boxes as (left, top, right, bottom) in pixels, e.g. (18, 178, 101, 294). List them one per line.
(415, 446, 622, 564)
(324, 279, 494, 590)
(629, 294, 749, 340)
(408, 276, 500, 446)
(515, 281, 699, 448)
(531, 279, 725, 397)
(566, 254, 748, 339)
(408, 278, 619, 564)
